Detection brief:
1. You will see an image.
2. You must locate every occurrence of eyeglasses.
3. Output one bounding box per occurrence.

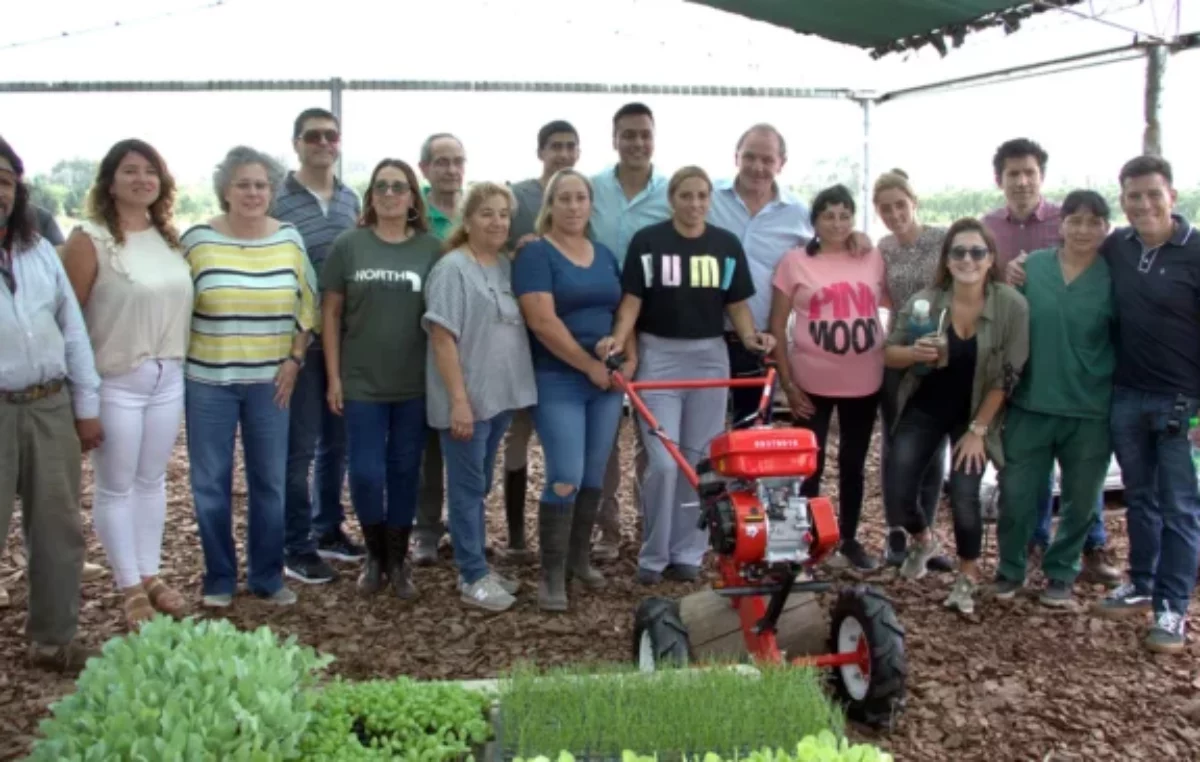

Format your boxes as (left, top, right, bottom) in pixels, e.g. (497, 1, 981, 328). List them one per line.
(948, 246, 990, 262)
(373, 180, 411, 196)
(301, 129, 340, 145)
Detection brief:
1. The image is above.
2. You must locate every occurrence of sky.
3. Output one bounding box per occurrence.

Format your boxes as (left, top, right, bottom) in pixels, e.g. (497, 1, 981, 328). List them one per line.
(2, 0, 1198, 207)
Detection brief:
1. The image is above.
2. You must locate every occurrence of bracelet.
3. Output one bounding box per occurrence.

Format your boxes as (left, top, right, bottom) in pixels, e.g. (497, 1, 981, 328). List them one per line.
(285, 354, 304, 369)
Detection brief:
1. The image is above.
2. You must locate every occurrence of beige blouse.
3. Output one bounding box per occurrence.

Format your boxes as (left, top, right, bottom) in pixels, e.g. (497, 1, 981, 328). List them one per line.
(77, 221, 194, 378)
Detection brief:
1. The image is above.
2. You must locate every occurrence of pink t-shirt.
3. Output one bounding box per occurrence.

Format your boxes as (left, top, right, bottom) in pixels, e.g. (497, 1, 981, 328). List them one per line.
(772, 247, 886, 398)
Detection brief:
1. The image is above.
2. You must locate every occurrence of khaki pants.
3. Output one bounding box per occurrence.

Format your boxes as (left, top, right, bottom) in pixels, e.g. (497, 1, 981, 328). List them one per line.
(0, 389, 84, 645)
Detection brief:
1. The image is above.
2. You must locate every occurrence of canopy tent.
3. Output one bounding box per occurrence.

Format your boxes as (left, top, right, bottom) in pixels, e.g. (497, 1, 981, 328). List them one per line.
(683, 0, 1084, 57)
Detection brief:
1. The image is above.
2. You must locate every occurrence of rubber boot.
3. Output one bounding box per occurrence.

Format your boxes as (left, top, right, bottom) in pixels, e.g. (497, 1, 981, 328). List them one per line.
(538, 502, 572, 612)
(567, 488, 607, 589)
(385, 526, 416, 600)
(358, 523, 388, 596)
(503, 467, 534, 563)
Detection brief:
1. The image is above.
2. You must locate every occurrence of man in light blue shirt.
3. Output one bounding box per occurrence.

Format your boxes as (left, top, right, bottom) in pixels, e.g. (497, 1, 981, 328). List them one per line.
(589, 102, 671, 561)
(0, 138, 101, 673)
(708, 123, 813, 421)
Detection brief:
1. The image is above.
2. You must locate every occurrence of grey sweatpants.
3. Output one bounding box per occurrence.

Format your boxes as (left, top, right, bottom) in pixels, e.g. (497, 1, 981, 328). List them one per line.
(635, 334, 728, 572)
(0, 389, 85, 646)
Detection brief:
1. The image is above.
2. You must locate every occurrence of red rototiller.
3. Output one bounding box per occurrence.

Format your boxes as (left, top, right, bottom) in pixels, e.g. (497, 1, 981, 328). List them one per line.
(606, 354, 907, 728)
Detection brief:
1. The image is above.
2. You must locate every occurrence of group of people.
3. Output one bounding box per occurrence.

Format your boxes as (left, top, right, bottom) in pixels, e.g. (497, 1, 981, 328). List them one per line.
(1, 100, 1197, 674)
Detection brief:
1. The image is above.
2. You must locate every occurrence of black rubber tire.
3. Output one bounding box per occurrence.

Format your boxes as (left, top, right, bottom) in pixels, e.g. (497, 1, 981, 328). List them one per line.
(827, 584, 908, 730)
(632, 597, 692, 670)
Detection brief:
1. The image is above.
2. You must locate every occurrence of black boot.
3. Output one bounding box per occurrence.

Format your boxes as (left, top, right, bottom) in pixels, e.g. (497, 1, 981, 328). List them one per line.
(503, 467, 534, 563)
(567, 488, 606, 588)
(385, 526, 416, 600)
(538, 502, 573, 611)
(358, 524, 387, 596)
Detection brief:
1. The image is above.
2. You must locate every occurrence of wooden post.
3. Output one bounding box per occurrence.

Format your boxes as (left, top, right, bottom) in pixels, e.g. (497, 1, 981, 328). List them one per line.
(1142, 44, 1167, 156)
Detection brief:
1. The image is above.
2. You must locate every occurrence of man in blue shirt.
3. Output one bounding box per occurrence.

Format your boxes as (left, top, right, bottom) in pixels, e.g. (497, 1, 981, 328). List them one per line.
(0, 137, 101, 673)
(589, 103, 671, 561)
(707, 123, 812, 421)
(273, 107, 364, 585)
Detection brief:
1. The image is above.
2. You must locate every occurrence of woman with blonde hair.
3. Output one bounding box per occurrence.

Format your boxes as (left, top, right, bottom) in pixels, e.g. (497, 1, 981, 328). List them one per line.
(61, 139, 194, 628)
(872, 169, 951, 570)
(512, 168, 627, 611)
(424, 181, 536, 612)
(596, 166, 768, 585)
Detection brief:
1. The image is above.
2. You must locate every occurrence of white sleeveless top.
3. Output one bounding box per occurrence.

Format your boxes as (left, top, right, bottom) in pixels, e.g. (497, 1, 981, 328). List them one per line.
(77, 220, 194, 378)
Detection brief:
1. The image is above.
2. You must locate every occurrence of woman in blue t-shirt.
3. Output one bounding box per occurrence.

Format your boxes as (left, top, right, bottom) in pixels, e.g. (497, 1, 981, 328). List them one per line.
(512, 169, 631, 613)
(595, 166, 773, 586)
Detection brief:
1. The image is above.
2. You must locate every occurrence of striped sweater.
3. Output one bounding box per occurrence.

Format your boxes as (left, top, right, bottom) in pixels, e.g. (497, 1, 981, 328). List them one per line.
(181, 222, 317, 385)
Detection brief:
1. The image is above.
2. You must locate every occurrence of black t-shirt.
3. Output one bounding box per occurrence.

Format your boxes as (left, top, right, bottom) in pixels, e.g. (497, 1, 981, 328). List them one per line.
(910, 325, 977, 425)
(1104, 217, 1200, 398)
(621, 221, 754, 339)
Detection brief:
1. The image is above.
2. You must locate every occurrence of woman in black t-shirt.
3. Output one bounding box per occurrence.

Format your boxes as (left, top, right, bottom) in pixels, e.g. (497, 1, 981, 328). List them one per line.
(595, 166, 773, 585)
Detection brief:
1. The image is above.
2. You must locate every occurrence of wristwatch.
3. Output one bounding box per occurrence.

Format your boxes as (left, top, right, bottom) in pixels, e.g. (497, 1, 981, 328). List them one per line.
(285, 351, 305, 368)
(968, 420, 988, 437)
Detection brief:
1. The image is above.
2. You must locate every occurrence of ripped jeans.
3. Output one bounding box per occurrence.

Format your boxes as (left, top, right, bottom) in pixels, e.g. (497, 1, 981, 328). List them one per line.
(532, 370, 624, 504)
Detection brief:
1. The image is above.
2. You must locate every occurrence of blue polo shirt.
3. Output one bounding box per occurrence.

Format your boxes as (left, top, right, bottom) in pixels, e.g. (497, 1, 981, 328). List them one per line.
(590, 165, 670, 267)
(1104, 214, 1200, 397)
(707, 179, 813, 330)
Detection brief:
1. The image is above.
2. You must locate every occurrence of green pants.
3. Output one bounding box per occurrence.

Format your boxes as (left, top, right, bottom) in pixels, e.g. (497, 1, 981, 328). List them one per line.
(998, 406, 1110, 584)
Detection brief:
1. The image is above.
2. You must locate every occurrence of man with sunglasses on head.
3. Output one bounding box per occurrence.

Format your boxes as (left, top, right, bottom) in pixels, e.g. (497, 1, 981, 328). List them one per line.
(274, 107, 365, 586)
(983, 137, 1119, 587)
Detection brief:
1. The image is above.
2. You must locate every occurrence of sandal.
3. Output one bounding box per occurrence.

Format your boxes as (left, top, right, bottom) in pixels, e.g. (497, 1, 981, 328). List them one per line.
(142, 577, 187, 617)
(123, 587, 156, 630)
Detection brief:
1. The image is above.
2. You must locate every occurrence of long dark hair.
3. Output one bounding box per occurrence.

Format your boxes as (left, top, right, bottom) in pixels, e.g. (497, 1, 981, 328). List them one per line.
(359, 159, 428, 233)
(934, 217, 1000, 288)
(86, 139, 180, 248)
(0, 137, 35, 253)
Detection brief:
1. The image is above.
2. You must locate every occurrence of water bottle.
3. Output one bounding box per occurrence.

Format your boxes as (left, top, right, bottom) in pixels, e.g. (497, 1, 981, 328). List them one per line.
(908, 298, 935, 376)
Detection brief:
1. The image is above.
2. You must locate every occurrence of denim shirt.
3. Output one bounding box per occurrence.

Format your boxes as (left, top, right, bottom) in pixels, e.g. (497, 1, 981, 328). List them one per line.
(886, 281, 1030, 466)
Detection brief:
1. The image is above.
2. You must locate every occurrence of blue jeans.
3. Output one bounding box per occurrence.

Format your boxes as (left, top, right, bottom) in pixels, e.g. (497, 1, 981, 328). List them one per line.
(343, 398, 427, 528)
(1032, 473, 1107, 551)
(185, 379, 289, 597)
(1110, 385, 1200, 614)
(284, 343, 347, 559)
(440, 411, 513, 585)
(532, 372, 624, 504)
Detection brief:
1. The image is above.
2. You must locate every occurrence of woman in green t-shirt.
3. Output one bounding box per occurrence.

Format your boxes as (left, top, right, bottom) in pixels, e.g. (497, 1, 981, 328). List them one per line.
(321, 159, 441, 600)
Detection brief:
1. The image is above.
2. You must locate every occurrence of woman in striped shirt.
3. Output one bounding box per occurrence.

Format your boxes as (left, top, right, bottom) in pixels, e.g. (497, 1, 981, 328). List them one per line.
(180, 146, 317, 609)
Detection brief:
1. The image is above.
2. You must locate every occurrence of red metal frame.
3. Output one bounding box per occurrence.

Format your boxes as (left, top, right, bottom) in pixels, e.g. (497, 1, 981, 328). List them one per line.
(612, 365, 869, 672)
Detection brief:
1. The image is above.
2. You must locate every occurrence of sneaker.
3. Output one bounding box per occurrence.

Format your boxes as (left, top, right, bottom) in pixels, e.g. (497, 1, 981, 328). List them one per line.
(927, 554, 956, 573)
(991, 576, 1024, 600)
(1094, 582, 1152, 618)
(899, 536, 942, 580)
(412, 534, 440, 567)
(636, 567, 663, 586)
(944, 574, 977, 615)
(488, 571, 520, 596)
(317, 531, 366, 562)
(884, 528, 907, 568)
(460, 575, 516, 612)
(1039, 579, 1074, 609)
(1080, 547, 1122, 588)
(838, 539, 880, 571)
(202, 592, 233, 608)
(260, 587, 297, 606)
(1145, 605, 1188, 655)
(29, 641, 97, 674)
(663, 564, 702, 582)
(285, 554, 338, 584)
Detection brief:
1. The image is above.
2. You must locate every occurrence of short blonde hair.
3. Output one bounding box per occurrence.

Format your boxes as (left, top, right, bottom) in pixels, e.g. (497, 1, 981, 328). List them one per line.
(534, 169, 593, 236)
(442, 182, 517, 253)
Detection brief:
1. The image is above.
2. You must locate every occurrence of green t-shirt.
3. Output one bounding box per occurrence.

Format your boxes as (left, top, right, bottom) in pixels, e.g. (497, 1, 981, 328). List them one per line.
(1012, 248, 1116, 419)
(423, 187, 458, 241)
(320, 228, 441, 402)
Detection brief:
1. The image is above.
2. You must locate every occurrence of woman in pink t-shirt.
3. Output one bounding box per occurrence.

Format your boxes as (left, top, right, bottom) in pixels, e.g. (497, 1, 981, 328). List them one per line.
(769, 184, 888, 570)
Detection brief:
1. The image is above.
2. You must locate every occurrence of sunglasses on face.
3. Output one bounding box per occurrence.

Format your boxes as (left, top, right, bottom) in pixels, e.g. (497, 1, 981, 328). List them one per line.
(373, 180, 411, 196)
(302, 129, 340, 145)
(949, 246, 990, 262)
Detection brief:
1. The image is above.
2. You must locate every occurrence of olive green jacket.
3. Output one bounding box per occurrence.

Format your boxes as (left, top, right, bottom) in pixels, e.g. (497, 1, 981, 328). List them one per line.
(886, 282, 1030, 468)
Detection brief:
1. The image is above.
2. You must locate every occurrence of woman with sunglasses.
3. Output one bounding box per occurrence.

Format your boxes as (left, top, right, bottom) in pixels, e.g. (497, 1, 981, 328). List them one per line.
(769, 184, 887, 571)
(424, 182, 536, 613)
(885, 217, 1029, 615)
(320, 159, 440, 600)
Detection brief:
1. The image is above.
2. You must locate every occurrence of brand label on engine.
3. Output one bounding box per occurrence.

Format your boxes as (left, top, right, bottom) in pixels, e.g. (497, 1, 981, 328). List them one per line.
(752, 439, 801, 449)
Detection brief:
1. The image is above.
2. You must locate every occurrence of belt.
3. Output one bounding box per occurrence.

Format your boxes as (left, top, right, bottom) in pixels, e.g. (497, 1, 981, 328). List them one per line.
(2, 379, 65, 404)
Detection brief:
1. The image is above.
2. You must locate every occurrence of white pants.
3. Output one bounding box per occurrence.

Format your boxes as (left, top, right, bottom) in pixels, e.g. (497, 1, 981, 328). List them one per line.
(92, 359, 185, 588)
